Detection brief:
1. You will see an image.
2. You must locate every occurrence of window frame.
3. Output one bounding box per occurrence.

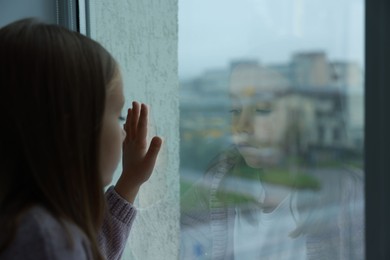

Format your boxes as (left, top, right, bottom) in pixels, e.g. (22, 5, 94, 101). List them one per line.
(56, 0, 78, 30)
(57, 0, 90, 35)
(365, 0, 390, 259)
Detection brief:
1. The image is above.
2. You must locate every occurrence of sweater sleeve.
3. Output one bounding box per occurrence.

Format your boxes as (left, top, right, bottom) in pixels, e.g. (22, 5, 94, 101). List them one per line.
(305, 168, 364, 260)
(98, 186, 137, 260)
(0, 207, 92, 260)
(338, 169, 364, 260)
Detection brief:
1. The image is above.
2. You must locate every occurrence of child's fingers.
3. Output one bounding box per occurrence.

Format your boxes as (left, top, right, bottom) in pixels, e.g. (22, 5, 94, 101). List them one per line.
(125, 108, 132, 131)
(130, 101, 140, 138)
(137, 103, 148, 142)
(124, 108, 132, 141)
(144, 136, 162, 168)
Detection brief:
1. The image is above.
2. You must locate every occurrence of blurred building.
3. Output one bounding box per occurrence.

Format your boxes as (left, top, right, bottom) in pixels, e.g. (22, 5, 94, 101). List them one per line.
(179, 51, 364, 169)
(291, 51, 332, 88)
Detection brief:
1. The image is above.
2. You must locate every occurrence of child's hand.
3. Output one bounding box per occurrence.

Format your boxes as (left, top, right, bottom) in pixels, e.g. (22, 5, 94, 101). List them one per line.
(114, 101, 162, 203)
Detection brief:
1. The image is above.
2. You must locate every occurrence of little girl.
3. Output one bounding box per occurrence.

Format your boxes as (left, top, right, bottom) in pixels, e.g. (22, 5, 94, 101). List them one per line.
(0, 18, 162, 259)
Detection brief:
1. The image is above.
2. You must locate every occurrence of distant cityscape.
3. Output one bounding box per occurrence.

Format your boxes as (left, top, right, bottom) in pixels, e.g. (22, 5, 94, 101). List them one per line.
(180, 51, 364, 171)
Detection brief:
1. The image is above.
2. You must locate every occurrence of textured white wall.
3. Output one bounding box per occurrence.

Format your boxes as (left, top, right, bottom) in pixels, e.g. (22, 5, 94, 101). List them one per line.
(89, 1, 179, 259)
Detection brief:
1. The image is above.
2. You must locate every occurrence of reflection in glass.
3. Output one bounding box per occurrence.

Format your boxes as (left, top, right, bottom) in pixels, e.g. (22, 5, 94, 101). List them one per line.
(179, 1, 364, 259)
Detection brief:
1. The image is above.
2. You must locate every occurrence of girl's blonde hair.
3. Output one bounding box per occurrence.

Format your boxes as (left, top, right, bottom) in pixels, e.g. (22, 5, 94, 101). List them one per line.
(0, 18, 117, 259)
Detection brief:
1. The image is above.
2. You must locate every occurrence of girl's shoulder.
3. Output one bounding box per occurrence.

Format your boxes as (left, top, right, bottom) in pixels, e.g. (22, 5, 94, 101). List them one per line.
(0, 206, 92, 260)
(309, 164, 363, 189)
(204, 147, 240, 176)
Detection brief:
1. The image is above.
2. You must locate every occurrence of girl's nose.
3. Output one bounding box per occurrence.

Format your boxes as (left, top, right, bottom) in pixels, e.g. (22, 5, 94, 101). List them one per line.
(235, 109, 254, 134)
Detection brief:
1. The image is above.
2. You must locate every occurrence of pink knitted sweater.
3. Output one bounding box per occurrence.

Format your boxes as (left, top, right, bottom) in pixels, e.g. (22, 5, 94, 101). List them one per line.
(0, 186, 136, 260)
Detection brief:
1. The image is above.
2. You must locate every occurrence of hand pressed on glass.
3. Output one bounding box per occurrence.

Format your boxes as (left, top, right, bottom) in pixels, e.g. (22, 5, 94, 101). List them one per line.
(115, 101, 163, 203)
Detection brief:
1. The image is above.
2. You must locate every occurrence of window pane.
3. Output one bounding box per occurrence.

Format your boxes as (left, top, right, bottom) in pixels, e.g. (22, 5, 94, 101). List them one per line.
(179, 1, 364, 259)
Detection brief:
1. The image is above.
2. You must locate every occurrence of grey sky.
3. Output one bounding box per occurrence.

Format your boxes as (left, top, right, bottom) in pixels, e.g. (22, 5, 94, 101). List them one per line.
(179, 0, 364, 79)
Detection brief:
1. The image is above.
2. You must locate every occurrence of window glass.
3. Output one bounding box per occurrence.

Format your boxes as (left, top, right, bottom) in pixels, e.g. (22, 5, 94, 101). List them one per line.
(179, 1, 364, 259)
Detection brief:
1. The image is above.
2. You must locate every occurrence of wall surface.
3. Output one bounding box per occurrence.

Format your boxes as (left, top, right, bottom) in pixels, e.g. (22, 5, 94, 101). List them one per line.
(89, 0, 179, 259)
(0, 0, 56, 26)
